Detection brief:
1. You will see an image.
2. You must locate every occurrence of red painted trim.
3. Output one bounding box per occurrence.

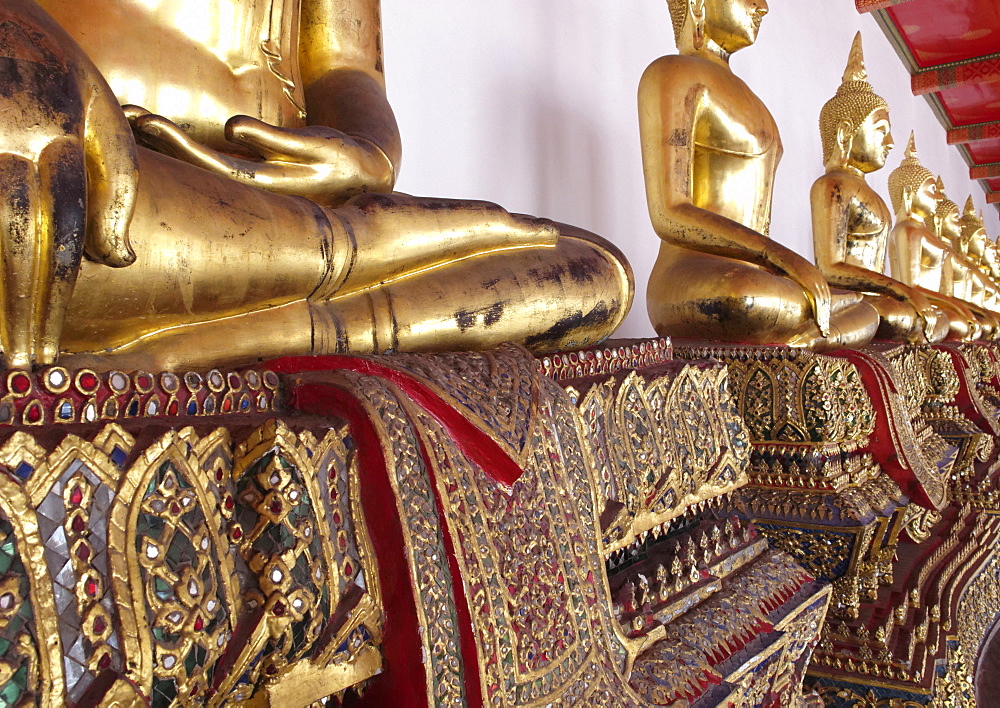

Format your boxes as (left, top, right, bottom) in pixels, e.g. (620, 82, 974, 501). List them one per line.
(271, 356, 525, 488)
(971, 164, 1000, 180)
(912, 56, 1000, 96)
(830, 350, 936, 509)
(293, 382, 431, 708)
(414, 433, 484, 708)
(948, 121, 1000, 145)
(290, 374, 487, 707)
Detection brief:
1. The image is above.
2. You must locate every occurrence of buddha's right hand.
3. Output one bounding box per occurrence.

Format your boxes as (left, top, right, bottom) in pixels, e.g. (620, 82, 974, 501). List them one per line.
(0, 1, 138, 366)
(769, 249, 833, 338)
(883, 284, 936, 341)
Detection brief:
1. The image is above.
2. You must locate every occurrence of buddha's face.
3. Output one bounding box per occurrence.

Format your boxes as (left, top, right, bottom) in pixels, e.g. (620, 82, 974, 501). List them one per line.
(849, 109, 893, 173)
(939, 211, 963, 250)
(985, 241, 998, 270)
(705, 0, 768, 54)
(969, 230, 987, 261)
(987, 243, 1000, 278)
(910, 176, 942, 220)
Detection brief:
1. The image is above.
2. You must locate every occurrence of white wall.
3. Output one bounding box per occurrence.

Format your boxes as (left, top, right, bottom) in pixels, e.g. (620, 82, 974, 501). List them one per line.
(381, 1, 991, 339)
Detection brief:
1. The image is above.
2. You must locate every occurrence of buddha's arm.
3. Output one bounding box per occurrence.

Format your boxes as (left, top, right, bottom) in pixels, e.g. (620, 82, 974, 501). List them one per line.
(888, 223, 925, 288)
(940, 257, 957, 298)
(299, 0, 401, 177)
(810, 177, 934, 322)
(131, 0, 398, 207)
(639, 58, 831, 334)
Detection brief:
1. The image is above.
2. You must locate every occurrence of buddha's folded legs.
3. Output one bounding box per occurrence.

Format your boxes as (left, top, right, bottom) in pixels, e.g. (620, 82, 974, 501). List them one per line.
(63, 149, 632, 369)
(970, 307, 998, 339)
(647, 247, 878, 350)
(314, 224, 632, 356)
(63, 229, 631, 371)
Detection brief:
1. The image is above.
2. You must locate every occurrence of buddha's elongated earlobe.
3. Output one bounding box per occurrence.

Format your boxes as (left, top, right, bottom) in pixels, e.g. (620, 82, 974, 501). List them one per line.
(901, 185, 915, 218)
(831, 120, 853, 170)
(690, 0, 706, 50)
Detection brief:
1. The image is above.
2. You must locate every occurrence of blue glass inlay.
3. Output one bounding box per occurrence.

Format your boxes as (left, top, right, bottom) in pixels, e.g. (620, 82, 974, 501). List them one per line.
(111, 446, 128, 468)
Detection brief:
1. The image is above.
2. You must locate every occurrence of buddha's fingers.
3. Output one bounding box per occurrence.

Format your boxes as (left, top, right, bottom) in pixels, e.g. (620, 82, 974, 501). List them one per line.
(38, 139, 88, 364)
(0, 153, 37, 368)
(0, 143, 86, 367)
(346, 194, 559, 248)
(225, 116, 395, 201)
(133, 113, 244, 177)
(224, 115, 322, 161)
(83, 91, 138, 268)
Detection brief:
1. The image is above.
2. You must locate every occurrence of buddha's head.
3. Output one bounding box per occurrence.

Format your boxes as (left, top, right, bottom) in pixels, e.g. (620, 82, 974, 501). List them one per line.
(888, 133, 940, 221)
(819, 33, 892, 173)
(933, 178, 964, 250)
(961, 196, 988, 262)
(668, 0, 768, 55)
(985, 238, 1000, 279)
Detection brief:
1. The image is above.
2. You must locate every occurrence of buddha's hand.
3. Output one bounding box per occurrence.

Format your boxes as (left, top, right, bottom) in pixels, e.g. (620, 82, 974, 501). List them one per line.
(770, 250, 832, 337)
(0, 2, 138, 367)
(127, 109, 394, 207)
(887, 285, 937, 341)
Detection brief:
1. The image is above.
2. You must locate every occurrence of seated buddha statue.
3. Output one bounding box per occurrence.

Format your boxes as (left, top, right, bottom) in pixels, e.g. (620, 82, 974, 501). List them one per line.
(887, 135, 980, 341)
(982, 232, 1000, 312)
(962, 198, 1000, 316)
(640, 0, 879, 350)
(810, 33, 947, 344)
(933, 184, 997, 337)
(0, 0, 633, 370)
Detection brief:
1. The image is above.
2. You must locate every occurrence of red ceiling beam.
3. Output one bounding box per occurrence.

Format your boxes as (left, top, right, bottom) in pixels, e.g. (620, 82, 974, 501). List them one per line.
(971, 164, 1000, 180)
(855, 0, 916, 11)
(912, 55, 1000, 95)
(988, 192, 1000, 205)
(948, 121, 1000, 145)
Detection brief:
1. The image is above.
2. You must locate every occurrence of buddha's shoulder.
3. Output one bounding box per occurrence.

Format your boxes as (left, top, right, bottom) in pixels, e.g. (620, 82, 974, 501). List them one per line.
(811, 171, 879, 201)
(641, 54, 721, 89)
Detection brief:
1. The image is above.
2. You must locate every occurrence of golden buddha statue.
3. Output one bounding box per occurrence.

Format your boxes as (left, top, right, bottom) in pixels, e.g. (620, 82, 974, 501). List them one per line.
(887, 135, 980, 341)
(934, 185, 997, 337)
(641, 0, 878, 350)
(962, 198, 1000, 317)
(985, 239, 1000, 313)
(0, 0, 633, 370)
(811, 33, 947, 344)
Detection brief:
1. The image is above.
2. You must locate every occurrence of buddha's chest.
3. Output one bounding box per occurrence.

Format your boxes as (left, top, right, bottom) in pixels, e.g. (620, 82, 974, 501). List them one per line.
(38, 0, 306, 147)
(847, 188, 890, 238)
(919, 237, 945, 272)
(694, 87, 780, 160)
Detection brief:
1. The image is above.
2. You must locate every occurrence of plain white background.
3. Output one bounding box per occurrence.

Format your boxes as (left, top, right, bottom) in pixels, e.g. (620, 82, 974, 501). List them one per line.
(381, 1, 993, 339)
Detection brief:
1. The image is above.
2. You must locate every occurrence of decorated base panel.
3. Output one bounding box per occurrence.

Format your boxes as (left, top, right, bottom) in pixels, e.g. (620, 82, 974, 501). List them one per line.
(674, 341, 1000, 706)
(0, 339, 999, 705)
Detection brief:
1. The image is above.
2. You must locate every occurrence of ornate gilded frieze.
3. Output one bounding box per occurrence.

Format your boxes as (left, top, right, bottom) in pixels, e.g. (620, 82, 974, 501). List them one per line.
(283, 343, 827, 706)
(0, 413, 381, 707)
(808, 503, 1000, 704)
(671, 346, 920, 621)
(675, 345, 874, 447)
(873, 343, 989, 485)
(567, 359, 749, 556)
